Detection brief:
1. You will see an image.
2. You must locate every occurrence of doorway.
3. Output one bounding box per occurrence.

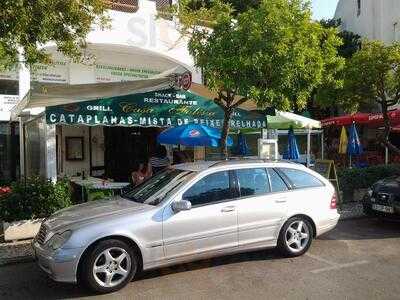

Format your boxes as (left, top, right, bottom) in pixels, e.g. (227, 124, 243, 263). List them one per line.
(104, 127, 163, 181)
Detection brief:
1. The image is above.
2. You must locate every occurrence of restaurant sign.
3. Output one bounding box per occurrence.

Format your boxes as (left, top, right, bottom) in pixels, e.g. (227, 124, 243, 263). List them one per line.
(46, 89, 266, 129)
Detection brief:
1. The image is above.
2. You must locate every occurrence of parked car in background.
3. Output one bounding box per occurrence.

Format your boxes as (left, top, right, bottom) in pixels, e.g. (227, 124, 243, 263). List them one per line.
(363, 177, 400, 218)
(33, 160, 339, 294)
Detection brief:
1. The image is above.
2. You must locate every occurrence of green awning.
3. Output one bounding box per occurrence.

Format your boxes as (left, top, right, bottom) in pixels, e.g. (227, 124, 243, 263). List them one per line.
(46, 88, 266, 129)
(267, 111, 321, 129)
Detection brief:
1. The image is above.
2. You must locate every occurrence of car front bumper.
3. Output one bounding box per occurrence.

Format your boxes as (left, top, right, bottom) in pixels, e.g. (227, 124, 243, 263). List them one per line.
(32, 240, 85, 283)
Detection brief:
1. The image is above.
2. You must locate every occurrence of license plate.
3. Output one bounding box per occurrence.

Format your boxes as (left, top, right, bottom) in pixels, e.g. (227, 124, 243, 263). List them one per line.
(372, 204, 394, 214)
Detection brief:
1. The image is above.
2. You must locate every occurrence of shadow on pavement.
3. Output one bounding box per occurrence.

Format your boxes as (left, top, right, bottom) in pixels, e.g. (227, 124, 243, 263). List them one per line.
(0, 248, 285, 300)
(3, 217, 400, 299)
(319, 217, 400, 241)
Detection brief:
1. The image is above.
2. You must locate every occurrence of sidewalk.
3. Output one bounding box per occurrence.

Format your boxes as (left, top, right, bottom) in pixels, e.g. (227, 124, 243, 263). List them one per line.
(338, 202, 365, 220)
(0, 238, 34, 266)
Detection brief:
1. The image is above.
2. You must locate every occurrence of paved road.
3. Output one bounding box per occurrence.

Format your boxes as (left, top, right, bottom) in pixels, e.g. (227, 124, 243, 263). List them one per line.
(1, 218, 400, 300)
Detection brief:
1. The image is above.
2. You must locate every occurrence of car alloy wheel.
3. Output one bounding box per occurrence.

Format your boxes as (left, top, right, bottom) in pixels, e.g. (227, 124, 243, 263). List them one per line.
(284, 220, 310, 253)
(92, 247, 132, 288)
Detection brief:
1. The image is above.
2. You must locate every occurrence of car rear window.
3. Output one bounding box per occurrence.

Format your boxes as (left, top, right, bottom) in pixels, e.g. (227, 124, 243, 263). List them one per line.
(268, 168, 289, 193)
(278, 168, 324, 189)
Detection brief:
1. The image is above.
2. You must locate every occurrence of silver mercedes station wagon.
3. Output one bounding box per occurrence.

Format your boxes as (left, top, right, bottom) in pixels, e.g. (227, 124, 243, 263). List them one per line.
(33, 160, 339, 293)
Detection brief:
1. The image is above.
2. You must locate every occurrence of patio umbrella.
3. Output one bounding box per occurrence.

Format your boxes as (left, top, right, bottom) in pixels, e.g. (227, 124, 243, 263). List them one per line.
(283, 126, 300, 160)
(338, 126, 348, 154)
(347, 123, 363, 167)
(157, 124, 233, 148)
(235, 132, 250, 156)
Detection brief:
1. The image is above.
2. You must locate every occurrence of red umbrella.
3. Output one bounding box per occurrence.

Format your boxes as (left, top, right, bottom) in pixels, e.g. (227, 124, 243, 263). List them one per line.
(321, 113, 369, 127)
(321, 109, 400, 128)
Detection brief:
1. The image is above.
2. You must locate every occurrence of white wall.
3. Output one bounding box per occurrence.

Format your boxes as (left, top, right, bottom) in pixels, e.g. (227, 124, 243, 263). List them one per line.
(58, 125, 105, 177)
(335, 0, 400, 44)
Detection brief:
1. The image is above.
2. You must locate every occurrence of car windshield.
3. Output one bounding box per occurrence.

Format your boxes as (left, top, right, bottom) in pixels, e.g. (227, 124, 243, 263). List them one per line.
(122, 168, 194, 205)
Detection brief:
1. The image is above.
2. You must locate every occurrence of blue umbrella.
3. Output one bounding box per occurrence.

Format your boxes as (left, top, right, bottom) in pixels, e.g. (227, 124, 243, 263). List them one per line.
(283, 126, 300, 160)
(157, 124, 233, 148)
(235, 132, 250, 156)
(347, 123, 363, 166)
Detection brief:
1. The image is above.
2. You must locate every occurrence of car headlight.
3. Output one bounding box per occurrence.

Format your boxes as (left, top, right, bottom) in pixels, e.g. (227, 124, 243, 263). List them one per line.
(46, 230, 72, 251)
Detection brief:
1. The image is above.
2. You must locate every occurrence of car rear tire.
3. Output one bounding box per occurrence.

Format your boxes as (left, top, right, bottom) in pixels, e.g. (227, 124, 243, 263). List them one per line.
(277, 217, 313, 257)
(82, 239, 137, 294)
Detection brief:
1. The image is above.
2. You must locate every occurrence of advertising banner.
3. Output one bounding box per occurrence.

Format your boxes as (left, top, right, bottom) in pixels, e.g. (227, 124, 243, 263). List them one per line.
(46, 89, 266, 129)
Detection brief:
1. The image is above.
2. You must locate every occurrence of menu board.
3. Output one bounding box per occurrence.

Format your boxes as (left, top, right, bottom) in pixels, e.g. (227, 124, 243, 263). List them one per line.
(313, 160, 333, 179)
(313, 159, 341, 203)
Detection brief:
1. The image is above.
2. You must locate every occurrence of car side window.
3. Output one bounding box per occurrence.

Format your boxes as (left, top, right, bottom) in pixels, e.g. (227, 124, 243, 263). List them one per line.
(268, 168, 289, 193)
(278, 168, 324, 189)
(236, 168, 270, 197)
(182, 171, 233, 207)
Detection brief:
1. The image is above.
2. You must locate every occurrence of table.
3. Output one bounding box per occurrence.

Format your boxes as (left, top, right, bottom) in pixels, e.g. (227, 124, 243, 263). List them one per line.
(70, 177, 130, 201)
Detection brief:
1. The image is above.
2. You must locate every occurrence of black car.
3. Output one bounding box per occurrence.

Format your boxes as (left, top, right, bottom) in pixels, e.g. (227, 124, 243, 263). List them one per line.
(363, 177, 400, 218)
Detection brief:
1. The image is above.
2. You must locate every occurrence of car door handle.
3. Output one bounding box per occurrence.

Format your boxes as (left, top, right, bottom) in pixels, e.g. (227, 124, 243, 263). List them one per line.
(221, 206, 236, 212)
(275, 198, 287, 203)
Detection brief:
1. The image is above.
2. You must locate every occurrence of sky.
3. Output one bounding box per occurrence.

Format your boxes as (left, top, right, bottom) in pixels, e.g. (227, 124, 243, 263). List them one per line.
(311, 0, 340, 20)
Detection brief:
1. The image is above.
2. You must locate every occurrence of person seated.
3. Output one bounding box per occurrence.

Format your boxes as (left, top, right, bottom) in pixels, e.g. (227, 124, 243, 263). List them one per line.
(131, 161, 152, 187)
(150, 145, 171, 174)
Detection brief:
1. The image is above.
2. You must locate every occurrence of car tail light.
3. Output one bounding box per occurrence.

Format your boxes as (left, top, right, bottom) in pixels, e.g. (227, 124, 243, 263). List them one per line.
(330, 193, 337, 209)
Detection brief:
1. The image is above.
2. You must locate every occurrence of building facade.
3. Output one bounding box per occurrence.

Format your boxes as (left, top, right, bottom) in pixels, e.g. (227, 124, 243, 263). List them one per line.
(0, 0, 203, 182)
(335, 0, 400, 44)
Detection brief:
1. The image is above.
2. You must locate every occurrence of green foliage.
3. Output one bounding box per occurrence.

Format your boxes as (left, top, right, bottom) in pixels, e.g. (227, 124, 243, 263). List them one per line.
(87, 189, 113, 201)
(338, 164, 400, 199)
(0, 177, 73, 222)
(187, 0, 260, 15)
(318, 41, 400, 153)
(0, 0, 109, 68)
(319, 18, 361, 59)
(168, 0, 344, 156)
(342, 41, 400, 112)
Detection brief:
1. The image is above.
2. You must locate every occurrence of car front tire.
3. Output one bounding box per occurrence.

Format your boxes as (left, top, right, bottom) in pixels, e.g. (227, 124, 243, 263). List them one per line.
(277, 217, 313, 257)
(82, 239, 137, 294)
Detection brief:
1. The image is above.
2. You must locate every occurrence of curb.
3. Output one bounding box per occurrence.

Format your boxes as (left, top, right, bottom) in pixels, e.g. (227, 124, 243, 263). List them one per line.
(0, 255, 34, 266)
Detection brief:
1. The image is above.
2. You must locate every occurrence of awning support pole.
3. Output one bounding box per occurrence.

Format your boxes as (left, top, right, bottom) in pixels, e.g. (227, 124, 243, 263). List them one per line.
(321, 130, 325, 160)
(18, 48, 30, 178)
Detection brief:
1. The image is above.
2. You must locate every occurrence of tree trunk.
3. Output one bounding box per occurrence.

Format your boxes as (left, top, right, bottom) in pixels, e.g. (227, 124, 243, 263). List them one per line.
(220, 108, 233, 159)
(380, 102, 400, 155)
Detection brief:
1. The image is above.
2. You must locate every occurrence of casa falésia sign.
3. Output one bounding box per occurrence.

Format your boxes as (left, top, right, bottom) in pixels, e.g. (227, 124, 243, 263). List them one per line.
(45, 89, 266, 129)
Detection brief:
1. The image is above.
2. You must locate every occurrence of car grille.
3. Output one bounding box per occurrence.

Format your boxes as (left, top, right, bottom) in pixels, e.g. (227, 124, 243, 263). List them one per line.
(36, 224, 48, 245)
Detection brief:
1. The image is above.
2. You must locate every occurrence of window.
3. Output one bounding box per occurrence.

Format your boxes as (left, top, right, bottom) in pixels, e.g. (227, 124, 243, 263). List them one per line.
(278, 168, 324, 189)
(236, 168, 270, 197)
(357, 0, 361, 16)
(154, 0, 172, 11)
(183, 171, 233, 206)
(107, 0, 139, 13)
(268, 169, 289, 193)
(124, 169, 193, 205)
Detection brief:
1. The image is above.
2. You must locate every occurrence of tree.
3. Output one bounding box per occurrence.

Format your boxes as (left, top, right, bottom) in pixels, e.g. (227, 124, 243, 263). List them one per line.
(168, 0, 343, 157)
(187, 0, 260, 15)
(340, 41, 400, 154)
(320, 18, 361, 59)
(0, 0, 109, 68)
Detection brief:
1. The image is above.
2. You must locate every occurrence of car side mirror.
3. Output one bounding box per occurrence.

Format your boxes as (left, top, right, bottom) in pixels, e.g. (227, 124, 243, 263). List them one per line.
(171, 199, 192, 213)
